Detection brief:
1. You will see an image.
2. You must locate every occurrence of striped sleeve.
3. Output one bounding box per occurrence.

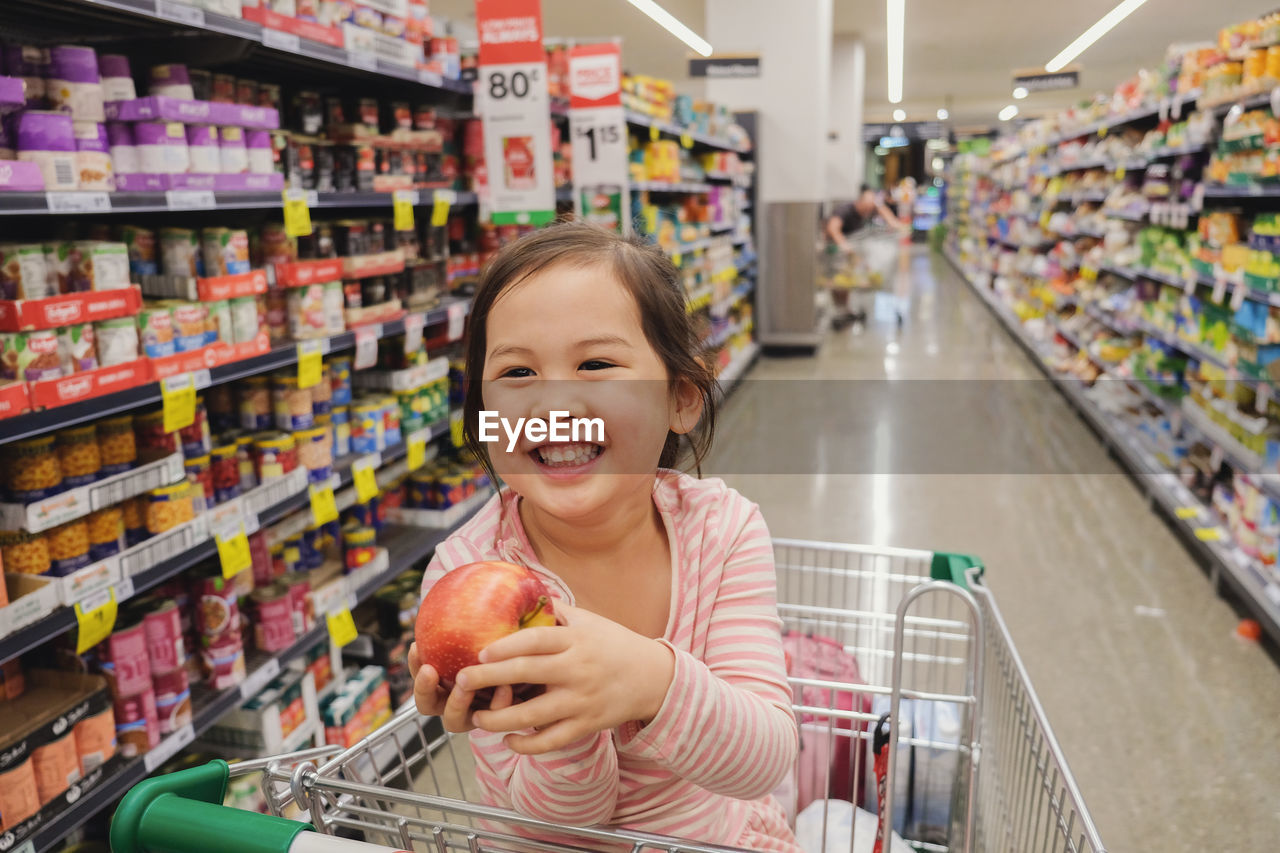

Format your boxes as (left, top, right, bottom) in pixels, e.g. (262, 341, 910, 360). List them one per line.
(619, 498, 798, 800)
(471, 729, 620, 826)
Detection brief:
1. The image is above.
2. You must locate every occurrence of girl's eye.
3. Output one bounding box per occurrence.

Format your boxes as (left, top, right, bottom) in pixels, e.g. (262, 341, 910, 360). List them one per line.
(500, 367, 535, 378)
(579, 360, 616, 371)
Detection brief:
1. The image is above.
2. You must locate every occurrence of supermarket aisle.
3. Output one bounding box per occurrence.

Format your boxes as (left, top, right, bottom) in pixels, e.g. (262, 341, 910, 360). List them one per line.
(708, 249, 1280, 851)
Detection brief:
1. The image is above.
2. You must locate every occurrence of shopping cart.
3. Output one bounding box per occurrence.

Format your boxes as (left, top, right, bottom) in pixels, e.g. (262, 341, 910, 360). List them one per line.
(821, 225, 902, 328)
(109, 540, 1106, 853)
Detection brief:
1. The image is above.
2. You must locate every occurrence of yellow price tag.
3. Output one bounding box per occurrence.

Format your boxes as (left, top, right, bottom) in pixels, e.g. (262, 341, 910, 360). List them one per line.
(680, 133, 693, 149)
(1174, 506, 1200, 519)
(407, 433, 427, 471)
(450, 409, 465, 448)
(310, 483, 338, 526)
(1115, 166, 1126, 181)
(431, 191, 453, 227)
(649, 124, 660, 142)
(1098, 125, 1108, 138)
(283, 188, 313, 238)
(643, 205, 658, 234)
(297, 342, 322, 389)
(75, 590, 118, 655)
(326, 608, 358, 648)
(672, 252, 682, 267)
(1194, 527, 1221, 541)
(161, 375, 196, 434)
(216, 525, 253, 579)
(393, 191, 415, 231)
(352, 456, 380, 503)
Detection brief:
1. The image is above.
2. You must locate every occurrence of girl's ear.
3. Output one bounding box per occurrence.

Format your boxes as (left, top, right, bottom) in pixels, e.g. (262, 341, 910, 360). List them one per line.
(669, 372, 705, 436)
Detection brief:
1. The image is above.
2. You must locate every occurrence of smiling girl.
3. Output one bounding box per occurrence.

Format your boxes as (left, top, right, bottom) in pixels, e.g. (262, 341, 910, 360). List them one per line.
(407, 222, 800, 851)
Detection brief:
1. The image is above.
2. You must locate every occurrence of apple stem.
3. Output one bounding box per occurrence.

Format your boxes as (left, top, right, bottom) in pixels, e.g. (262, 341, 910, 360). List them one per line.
(519, 595, 550, 629)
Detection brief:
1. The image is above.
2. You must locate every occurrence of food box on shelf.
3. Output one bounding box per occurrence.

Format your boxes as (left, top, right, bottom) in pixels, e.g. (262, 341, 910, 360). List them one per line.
(0, 161, 47, 192)
(149, 329, 272, 380)
(113, 172, 284, 192)
(0, 286, 143, 332)
(46, 553, 124, 608)
(242, 5, 345, 48)
(139, 269, 269, 302)
(352, 355, 448, 394)
(0, 573, 59, 637)
(0, 75, 24, 110)
(344, 300, 405, 328)
(0, 381, 31, 418)
(343, 250, 406, 279)
(26, 357, 151, 410)
(105, 97, 280, 130)
(0, 451, 185, 534)
(272, 258, 345, 288)
(204, 669, 320, 757)
(0, 670, 126, 849)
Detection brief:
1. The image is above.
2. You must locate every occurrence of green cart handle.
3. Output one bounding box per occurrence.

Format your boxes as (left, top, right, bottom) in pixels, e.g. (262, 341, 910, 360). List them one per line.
(930, 550, 984, 587)
(111, 760, 313, 853)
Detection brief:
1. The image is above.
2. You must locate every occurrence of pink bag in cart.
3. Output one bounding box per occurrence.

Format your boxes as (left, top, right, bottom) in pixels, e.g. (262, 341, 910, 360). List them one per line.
(782, 630, 873, 817)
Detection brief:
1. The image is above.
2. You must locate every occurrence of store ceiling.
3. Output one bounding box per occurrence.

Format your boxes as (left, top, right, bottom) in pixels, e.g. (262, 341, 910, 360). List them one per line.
(433, 0, 1260, 127)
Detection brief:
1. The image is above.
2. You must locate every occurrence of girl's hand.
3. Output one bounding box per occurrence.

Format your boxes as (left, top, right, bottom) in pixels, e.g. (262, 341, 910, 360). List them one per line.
(408, 642, 515, 733)
(456, 603, 676, 755)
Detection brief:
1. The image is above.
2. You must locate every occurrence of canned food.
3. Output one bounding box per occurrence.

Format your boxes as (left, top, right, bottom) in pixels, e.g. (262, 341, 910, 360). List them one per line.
(99, 617, 151, 697)
(184, 453, 213, 504)
(56, 424, 100, 487)
(234, 434, 258, 491)
(295, 425, 333, 484)
(210, 442, 240, 503)
(238, 376, 272, 431)
(46, 518, 90, 576)
(254, 432, 297, 482)
(136, 305, 175, 358)
(134, 409, 177, 456)
(152, 667, 192, 734)
(200, 632, 245, 689)
(250, 583, 295, 652)
(0, 529, 50, 575)
(281, 572, 312, 634)
(177, 398, 211, 456)
(310, 363, 332, 415)
(114, 688, 160, 758)
(343, 525, 377, 571)
(329, 356, 352, 404)
(381, 395, 401, 448)
(5, 434, 63, 501)
(97, 414, 137, 475)
(87, 506, 123, 560)
(143, 600, 185, 675)
(272, 374, 314, 431)
(206, 384, 236, 433)
(195, 572, 240, 639)
(351, 400, 384, 453)
(331, 406, 351, 457)
(31, 733, 82, 804)
(73, 704, 117, 772)
(121, 495, 148, 546)
(146, 482, 195, 534)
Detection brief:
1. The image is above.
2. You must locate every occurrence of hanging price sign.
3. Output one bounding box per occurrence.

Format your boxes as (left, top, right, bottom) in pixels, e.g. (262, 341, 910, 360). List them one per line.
(393, 189, 417, 231)
(283, 188, 313, 237)
(432, 190, 456, 227)
(352, 453, 381, 503)
(476, 0, 555, 226)
(297, 340, 323, 388)
(216, 524, 253, 579)
(310, 483, 339, 526)
(326, 608, 358, 648)
(568, 42, 629, 234)
(161, 373, 196, 433)
(75, 589, 117, 654)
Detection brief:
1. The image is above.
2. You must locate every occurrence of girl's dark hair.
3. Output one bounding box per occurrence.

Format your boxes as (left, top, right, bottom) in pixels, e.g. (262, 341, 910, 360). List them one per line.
(461, 220, 718, 484)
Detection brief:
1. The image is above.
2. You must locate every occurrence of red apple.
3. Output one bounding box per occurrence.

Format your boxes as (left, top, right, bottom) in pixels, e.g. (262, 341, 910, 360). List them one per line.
(415, 560, 557, 707)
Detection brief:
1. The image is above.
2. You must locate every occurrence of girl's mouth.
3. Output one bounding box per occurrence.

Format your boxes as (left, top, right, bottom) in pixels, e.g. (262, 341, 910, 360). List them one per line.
(529, 442, 604, 473)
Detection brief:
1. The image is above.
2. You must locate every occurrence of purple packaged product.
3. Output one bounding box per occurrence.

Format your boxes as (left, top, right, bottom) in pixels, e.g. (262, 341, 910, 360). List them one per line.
(99, 54, 137, 103)
(149, 64, 193, 99)
(73, 122, 107, 152)
(186, 125, 220, 173)
(6, 45, 48, 108)
(106, 121, 139, 174)
(49, 46, 100, 84)
(17, 110, 76, 152)
(98, 54, 130, 79)
(246, 129, 273, 174)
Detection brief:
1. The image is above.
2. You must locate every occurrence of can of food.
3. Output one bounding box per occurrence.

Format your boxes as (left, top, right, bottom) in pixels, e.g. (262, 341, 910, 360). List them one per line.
(195, 572, 240, 639)
(56, 424, 101, 487)
(200, 632, 245, 689)
(294, 425, 333, 484)
(343, 525, 377, 572)
(136, 305, 175, 358)
(272, 374, 314, 430)
(254, 432, 297, 482)
(146, 482, 195, 534)
(0, 529, 51, 575)
(234, 434, 258, 491)
(250, 583, 295, 653)
(178, 397, 211, 456)
(114, 688, 160, 758)
(351, 400, 384, 454)
(99, 617, 151, 697)
(46, 518, 90, 576)
(209, 442, 240, 503)
(87, 505, 123, 560)
(201, 227, 251, 277)
(120, 225, 157, 277)
(0, 329, 64, 382)
(281, 572, 313, 634)
(310, 364, 332, 415)
(264, 288, 289, 343)
(31, 732, 82, 804)
(0, 243, 52, 299)
(282, 540, 303, 574)
(331, 406, 351, 457)
(205, 383, 235, 432)
(159, 227, 202, 277)
(134, 409, 177, 456)
(381, 395, 402, 448)
(152, 667, 192, 734)
(229, 296, 259, 344)
(184, 453, 213, 504)
(122, 495, 148, 546)
(205, 298, 232, 346)
(143, 600, 185, 675)
(73, 704, 117, 773)
(237, 376, 271, 431)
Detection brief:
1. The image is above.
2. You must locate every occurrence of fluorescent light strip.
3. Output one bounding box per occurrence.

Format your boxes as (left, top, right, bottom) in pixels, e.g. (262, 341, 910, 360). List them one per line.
(999, 104, 1019, 121)
(887, 0, 904, 103)
(625, 0, 713, 58)
(1045, 0, 1148, 72)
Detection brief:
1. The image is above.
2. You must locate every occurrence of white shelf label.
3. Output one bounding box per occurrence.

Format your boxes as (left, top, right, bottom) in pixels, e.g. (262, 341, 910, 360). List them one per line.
(1212, 276, 1228, 304)
(155, 0, 205, 26)
(418, 69, 443, 87)
(393, 188, 421, 206)
(192, 368, 212, 390)
(166, 190, 216, 210)
(262, 28, 301, 53)
(347, 49, 379, 71)
(240, 658, 281, 700)
(354, 327, 378, 370)
(46, 191, 110, 213)
(404, 312, 424, 355)
(1231, 283, 1249, 311)
(144, 723, 195, 773)
(447, 303, 466, 341)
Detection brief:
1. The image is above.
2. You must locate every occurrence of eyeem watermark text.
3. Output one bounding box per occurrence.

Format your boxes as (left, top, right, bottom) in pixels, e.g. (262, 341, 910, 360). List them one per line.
(478, 411, 605, 452)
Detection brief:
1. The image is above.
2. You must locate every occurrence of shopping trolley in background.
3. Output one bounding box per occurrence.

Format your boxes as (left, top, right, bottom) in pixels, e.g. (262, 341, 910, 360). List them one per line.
(821, 225, 902, 328)
(109, 540, 1106, 853)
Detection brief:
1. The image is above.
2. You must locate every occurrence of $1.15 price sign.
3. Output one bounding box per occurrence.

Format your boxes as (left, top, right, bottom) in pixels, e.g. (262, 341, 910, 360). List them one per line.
(568, 42, 629, 234)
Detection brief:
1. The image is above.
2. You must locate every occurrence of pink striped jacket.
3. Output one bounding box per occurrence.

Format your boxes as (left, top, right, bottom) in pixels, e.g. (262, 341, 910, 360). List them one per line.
(421, 471, 801, 850)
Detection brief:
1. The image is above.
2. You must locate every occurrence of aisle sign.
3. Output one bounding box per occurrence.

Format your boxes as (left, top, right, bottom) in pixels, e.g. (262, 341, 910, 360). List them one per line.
(568, 42, 629, 234)
(476, 0, 555, 225)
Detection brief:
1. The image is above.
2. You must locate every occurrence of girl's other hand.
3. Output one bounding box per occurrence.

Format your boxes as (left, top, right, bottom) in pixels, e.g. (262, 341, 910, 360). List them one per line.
(457, 603, 676, 755)
(409, 642, 515, 733)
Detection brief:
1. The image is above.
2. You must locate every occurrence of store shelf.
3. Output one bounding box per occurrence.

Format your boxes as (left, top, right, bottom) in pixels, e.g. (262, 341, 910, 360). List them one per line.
(0, 296, 469, 444)
(632, 180, 714, 194)
(1105, 208, 1148, 223)
(22, 513, 474, 853)
(1047, 91, 1199, 145)
(946, 251, 1280, 646)
(0, 187, 474, 217)
(717, 342, 759, 394)
(28, 0, 472, 96)
(625, 111, 749, 153)
(1202, 182, 1280, 200)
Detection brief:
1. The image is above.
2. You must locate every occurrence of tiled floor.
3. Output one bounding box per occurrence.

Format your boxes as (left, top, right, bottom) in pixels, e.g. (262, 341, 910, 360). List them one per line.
(707, 250, 1280, 851)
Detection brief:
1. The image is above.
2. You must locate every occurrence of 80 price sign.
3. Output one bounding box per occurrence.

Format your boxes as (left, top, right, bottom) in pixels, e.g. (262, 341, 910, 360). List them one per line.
(487, 66, 542, 101)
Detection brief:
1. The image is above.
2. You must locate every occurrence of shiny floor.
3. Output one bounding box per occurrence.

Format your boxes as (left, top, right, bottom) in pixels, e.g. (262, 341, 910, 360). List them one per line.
(708, 250, 1280, 852)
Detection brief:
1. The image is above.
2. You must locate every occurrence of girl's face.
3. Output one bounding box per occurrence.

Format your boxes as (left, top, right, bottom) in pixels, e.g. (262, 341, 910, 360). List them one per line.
(481, 262, 699, 523)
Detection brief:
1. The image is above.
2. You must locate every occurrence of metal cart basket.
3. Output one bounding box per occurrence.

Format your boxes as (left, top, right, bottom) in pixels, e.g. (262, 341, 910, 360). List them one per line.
(110, 539, 1106, 853)
(821, 226, 901, 326)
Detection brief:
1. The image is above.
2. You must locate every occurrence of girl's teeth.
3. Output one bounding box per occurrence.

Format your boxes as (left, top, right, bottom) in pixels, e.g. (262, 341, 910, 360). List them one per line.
(537, 444, 600, 467)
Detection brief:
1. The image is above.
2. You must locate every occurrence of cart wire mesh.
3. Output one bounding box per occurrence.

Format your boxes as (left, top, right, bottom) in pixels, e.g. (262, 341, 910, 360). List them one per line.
(238, 539, 1105, 853)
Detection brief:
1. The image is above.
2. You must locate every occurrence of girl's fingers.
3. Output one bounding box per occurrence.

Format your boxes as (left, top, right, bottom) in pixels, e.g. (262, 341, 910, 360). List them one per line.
(478, 625, 571, 663)
(472, 692, 564, 734)
(504, 720, 587, 756)
(457, 655, 558, 694)
(413, 664, 445, 717)
(488, 684, 514, 713)
(441, 683, 477, 732)
(407, 643, 420, 672)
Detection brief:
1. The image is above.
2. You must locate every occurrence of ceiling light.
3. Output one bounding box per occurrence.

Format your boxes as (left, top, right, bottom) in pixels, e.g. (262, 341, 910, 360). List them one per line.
(1045, 0, 1149, 72)
(1013, 86, 1028, 99)
(887, 0, 904, 103)
(624, 0, 712, 57)
(893, 108, 906, 122)
(937, 108, 949, 120)
(998, 104, 1019, 121)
